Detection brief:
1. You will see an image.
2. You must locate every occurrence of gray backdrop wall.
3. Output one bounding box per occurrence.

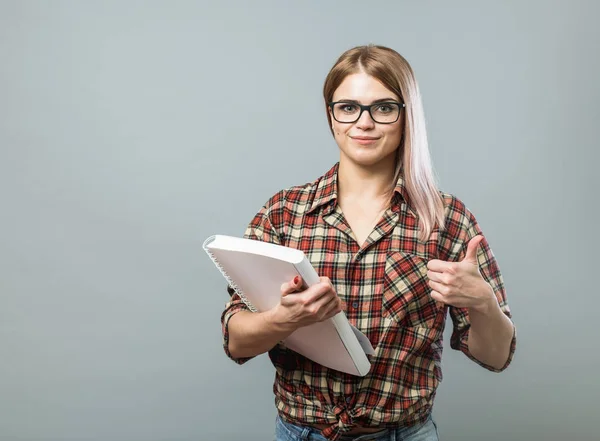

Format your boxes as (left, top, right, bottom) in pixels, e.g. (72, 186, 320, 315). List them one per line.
(1, 1, 597, 440)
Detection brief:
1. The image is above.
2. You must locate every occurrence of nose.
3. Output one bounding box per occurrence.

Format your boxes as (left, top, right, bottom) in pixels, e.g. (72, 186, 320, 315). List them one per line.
(355, 108, 376, 129)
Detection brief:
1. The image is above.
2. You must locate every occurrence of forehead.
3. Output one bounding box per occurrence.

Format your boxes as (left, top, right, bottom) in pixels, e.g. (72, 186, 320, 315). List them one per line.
(332, 72, 399, 102)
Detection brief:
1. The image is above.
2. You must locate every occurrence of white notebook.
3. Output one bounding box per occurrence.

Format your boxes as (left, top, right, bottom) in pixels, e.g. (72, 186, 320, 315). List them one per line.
(203, 234, 374, 376)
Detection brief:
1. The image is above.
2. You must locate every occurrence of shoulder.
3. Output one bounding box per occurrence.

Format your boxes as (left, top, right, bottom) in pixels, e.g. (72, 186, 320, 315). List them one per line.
(436, 191, 490, 261)
(255, 172, 324, 228)
(260, 171, 326, 215)
(439, 191, 476, 227)
(437, 191, 479, 246)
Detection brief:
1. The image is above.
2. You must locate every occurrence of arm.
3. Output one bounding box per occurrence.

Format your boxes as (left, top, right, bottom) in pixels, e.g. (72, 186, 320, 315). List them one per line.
(429, 233, 516, 372)
(220, 190, 342, 362)
(466, 284, 515, 370)
(227, 310, 294, 359)
(220, 192, 289, 363)
(226, 276, 342, 360)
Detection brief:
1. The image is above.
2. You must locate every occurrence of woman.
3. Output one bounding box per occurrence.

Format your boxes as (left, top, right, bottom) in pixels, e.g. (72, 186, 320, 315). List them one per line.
(220, 45, 516, 441)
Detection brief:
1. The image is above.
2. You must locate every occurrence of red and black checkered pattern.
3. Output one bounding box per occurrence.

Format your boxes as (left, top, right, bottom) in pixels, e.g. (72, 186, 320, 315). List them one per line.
(220, 162, 515, 440)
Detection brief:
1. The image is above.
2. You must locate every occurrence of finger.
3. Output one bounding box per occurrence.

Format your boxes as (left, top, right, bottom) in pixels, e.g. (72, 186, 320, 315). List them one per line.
(428, 280, 451, 296)
(281, 275, 303, 296)
(319, 276, 334, 290)
(306, 284, 338, 310)
(463, 235, 484, 264)
(426, 270, 449, 284)
(427, 259, 456, 273)
(430, 290, 448, 304)
(282, 280, 330, 308)
(304, 280, 336, 304)
(320, 295, 343, 320)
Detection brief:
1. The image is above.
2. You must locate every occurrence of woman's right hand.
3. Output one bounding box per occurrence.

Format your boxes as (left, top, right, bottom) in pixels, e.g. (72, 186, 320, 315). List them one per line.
(267, 276, 343, 332)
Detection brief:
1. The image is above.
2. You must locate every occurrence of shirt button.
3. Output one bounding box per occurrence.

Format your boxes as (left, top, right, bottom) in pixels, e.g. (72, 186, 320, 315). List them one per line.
(356, 254, 362, 261)
(346, 397, 351, 403)
(352, 302, 359, 309)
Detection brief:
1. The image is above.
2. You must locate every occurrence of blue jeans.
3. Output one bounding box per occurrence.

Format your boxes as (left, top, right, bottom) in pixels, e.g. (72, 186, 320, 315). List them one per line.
(275, 414, 439, 441)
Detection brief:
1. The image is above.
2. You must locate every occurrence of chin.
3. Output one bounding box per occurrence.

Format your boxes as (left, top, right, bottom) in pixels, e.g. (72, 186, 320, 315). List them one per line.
(346, 154, 390, 168)
(342, 148, 396, 167)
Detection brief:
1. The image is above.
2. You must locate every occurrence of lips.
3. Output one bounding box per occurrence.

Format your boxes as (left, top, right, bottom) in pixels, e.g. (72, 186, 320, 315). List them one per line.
(350, 136, 380, 145)
(351, 136, 380, 140)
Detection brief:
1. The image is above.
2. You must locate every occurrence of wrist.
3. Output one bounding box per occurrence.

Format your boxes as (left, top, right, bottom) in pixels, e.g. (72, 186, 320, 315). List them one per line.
(263, 306, 296, 334)
(469, 283, 498, 316)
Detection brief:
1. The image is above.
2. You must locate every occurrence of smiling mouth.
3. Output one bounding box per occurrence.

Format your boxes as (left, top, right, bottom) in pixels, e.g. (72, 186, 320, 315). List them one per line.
(350, 136, 380, 144)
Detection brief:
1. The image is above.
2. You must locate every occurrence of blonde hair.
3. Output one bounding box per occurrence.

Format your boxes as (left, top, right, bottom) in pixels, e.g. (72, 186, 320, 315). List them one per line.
(323, 44, 445, 241)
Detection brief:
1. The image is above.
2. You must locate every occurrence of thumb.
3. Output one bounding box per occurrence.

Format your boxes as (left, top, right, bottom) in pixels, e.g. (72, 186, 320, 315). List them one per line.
(281, 275, 302, 297)
(463, 235, 484, 264)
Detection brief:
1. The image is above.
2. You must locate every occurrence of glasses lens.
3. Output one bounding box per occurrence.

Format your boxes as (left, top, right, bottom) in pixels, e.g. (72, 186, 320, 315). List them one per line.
(371, 103, 400, 123)
(332, 102, 360, 123)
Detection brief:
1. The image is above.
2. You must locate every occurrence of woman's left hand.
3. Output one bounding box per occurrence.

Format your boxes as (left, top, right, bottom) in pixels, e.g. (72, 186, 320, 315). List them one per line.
(426, 235, 496, 313)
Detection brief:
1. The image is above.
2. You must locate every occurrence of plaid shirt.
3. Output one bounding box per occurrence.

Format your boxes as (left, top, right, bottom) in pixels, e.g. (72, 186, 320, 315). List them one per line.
(220, 162, 516, 440)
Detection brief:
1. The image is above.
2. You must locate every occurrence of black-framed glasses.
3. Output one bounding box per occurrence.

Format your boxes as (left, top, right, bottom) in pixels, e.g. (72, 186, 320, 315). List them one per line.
(329, 101, 405, 124)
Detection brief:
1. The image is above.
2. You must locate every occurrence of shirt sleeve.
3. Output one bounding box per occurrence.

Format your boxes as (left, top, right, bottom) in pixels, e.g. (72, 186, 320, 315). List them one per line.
(220, 194, 284, 365)
(446, 201, 517, 373)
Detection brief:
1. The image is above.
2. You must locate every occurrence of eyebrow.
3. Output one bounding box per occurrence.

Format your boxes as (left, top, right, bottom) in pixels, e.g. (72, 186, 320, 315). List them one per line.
(335, 97, 400, 104)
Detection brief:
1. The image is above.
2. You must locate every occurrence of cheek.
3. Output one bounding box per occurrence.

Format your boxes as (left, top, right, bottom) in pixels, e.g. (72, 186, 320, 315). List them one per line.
(333, 124, 349, 137)
(383, 126, 403, 145)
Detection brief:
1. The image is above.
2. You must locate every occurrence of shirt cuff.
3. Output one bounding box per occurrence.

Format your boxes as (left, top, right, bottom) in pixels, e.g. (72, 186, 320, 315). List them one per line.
(452, 316, 517, 373)
(221, 301, 254, 365)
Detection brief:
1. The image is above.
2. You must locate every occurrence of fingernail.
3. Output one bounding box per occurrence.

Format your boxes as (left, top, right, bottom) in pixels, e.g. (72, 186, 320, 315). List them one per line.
(293, 276, 299, 285)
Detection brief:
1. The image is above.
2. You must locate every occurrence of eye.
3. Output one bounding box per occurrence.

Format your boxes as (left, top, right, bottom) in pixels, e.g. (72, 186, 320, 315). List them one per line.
(376, 104, 394, 113)
(337, 103, 358, 113)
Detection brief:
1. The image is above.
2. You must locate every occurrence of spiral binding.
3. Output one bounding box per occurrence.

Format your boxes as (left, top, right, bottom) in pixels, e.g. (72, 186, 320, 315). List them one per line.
(203, 236, 257, 312)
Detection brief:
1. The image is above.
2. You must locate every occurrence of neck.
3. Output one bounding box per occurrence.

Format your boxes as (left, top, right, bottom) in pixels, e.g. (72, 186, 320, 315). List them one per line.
(337, 157, 397, 202)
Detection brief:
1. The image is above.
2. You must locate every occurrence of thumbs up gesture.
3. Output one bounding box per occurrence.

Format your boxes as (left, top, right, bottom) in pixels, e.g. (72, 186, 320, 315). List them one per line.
(426, 235, 495, 313)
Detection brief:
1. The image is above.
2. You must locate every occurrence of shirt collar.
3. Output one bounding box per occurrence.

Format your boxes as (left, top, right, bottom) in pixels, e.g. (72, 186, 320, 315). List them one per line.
(307, 163, 339, 215)
(307, 162, 409, 215)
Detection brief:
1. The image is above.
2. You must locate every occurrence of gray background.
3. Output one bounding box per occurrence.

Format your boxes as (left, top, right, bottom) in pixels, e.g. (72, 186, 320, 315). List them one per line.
(0, 1, 597, 440)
